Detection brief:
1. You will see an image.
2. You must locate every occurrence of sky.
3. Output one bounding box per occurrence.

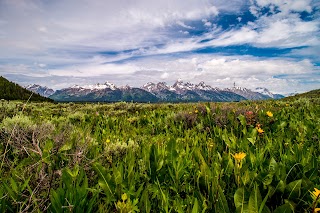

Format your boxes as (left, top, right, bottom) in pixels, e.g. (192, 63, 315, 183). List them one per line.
(0, 0, 319, 94)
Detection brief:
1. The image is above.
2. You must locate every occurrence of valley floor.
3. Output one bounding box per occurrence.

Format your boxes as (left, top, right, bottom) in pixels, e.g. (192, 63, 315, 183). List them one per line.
(0, 98, 319, 212)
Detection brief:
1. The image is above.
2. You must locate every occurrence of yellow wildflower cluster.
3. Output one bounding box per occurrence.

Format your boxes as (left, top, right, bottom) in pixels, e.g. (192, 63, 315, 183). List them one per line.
(311, 188, 320, 200)
(311, 188, 320, 212)
(266, 111, 273, 117)
(256, 127, 264, 134)
(232, 152, 246, 162)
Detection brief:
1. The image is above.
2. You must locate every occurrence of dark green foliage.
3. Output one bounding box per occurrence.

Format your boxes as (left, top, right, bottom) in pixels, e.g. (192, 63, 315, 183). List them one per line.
(0, 97, 319, 212)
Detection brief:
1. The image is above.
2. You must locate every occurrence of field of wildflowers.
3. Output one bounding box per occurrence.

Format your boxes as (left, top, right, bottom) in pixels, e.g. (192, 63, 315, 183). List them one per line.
(0, 98, 319, 212)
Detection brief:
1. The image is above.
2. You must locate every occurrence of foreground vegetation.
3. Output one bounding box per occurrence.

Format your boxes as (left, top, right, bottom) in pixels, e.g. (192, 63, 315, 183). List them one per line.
(0, 97, 319, 212)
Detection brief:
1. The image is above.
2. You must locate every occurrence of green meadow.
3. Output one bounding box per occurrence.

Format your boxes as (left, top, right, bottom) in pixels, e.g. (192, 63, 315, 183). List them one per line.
(0, 98, 319, 212)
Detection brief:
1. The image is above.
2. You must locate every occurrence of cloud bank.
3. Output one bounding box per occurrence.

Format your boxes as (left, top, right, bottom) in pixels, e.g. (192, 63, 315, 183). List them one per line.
(0, 0, 319, 94)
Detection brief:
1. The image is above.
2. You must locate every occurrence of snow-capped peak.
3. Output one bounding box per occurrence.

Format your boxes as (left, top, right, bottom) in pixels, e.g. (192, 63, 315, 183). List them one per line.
(141, 82, 170, 93)
(172, 80, 195, 90)
(254, 87, 274, 98)
(196, 81, 214, 91)
(104, 81, 117, 90)
(142, 82, 156, 92)
(25, 84, 55, 97)
(71, 82, 118, 90)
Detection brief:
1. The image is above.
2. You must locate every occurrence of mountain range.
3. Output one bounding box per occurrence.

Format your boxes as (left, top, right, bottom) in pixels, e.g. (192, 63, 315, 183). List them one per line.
(27, 80, 284, 102)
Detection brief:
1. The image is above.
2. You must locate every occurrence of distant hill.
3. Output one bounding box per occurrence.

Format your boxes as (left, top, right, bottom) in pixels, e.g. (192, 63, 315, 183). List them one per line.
(0, 76, 53, 102)
(283, 89, 320, 100)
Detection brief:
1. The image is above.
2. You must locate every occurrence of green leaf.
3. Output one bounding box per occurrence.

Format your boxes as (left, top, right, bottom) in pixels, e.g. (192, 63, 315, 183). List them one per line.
(273, 203, 293, 213)
(149, 144, 157, 181)
(59, 141, 73, 152)
(234, 187, 249, 211)
(247, 138, 255, 145)
(241, 170, 251, 186)
(285, 179, 302, 199)
(278, 121, 287, 129)
(259, 186, 271, 213)
(157, 159, 164, 171)
(216, 185, 230, 213)
(269, 158, 278, 174)
(277, 180, 286, 193)
(192, 198, 199, 213)
(238, 114, 247, 126)
(9, 178, 18, 194)
(65, 165, 79, 179)
(166, 138, 178, 160)
(248, 184, 262, 213)
(262, 174, 273, 186)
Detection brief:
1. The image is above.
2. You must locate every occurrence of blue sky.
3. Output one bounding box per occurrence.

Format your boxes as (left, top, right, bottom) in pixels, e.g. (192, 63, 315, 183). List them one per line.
(0, 0, 319, 94)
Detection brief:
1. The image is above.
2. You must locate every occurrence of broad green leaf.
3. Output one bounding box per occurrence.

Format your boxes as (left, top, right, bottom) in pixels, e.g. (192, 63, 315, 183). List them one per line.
(277, 180, 286, 193)
(248, 184, 262, 213)
(157, 159, 164, 171)
(192, 198, 199, 213)
(247, 138, 255, 145)
(285, 179, 302, 199)
(262, 174, 273, 186)
(242, 170, 251, 186)
(269, 158, 278, 174)
(234, 187, 249, 211)
(59, 142, 73, 152)
(166, 138, 178, 160)
(238, 114, 246, 126)
(273, 203, 293, 213)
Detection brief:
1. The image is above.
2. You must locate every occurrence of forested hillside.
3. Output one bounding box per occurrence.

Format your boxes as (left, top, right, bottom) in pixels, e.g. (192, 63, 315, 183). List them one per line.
(0, 76, 52, 102)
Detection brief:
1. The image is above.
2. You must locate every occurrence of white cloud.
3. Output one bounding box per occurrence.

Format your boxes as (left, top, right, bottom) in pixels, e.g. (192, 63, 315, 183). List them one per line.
(255, 0, 312, 14)
(49, 63, 138, 77)
(176, 21, 195, 29)
(160, 72, 170, 79)
(204, 12, 319, 48)
(2, 54, 319, 93)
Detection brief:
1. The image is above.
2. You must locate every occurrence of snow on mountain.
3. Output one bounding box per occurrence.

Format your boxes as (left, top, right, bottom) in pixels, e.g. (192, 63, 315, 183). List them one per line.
(254, 87, 285, 99)
(223, 87, 270, 100)
(142, 82, 171, 93)
(71, 82, 118, 90)
(26, 84, 55, 97)
(49, 79, 284, 102)
(254, 87, 275, 98)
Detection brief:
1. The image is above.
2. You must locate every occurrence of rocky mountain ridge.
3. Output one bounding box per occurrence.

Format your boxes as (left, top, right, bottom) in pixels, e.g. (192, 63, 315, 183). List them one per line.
(43, 80, 284, 102)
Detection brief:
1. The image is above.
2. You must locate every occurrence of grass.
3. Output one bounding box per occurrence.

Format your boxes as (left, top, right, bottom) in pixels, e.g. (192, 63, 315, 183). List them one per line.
(0, 98, 319, 212)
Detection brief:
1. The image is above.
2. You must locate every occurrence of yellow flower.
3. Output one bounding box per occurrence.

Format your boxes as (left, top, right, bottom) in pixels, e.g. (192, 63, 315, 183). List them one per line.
(232, 152, 246, 162)
(121, 193, 128, 201)
(311, 188, 320, 200)
(106, 139, 111, 143)
(194, 109, 199, 114)
(256, 127, 264, 134)
(266, 111, 273, 117)
(208, 142, 214, 148)
(286, 104, 289, 107)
